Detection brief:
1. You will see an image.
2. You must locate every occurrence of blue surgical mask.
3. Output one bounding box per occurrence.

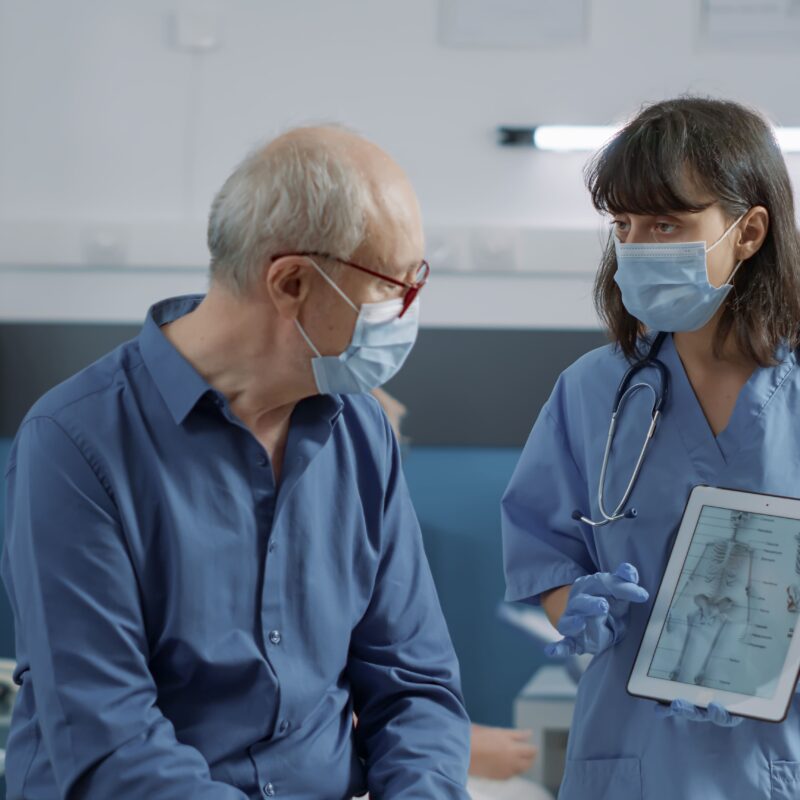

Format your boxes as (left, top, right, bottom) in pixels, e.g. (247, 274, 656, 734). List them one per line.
(613, 213, 747, 333)
(295, 260, 420, 395)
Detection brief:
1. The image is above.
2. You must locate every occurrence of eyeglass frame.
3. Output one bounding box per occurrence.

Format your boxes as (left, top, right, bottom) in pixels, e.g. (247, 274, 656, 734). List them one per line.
(270, 251, 430, 318)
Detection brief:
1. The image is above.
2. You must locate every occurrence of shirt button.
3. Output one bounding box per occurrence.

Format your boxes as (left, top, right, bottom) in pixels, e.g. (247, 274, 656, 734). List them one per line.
(268, 540, 277, 553)
(279, 719, 290, 733)
(257, 454, 268, 467)
(269, 630, 282, 645)
(263, 783, 276, 797)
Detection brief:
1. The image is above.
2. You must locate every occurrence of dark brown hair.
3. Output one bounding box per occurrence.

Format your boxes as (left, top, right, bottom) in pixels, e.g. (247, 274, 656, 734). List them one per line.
(585, 96, 800, 365)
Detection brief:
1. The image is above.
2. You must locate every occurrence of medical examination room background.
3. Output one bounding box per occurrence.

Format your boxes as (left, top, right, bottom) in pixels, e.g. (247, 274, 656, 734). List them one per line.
(2, 0, 800, 769)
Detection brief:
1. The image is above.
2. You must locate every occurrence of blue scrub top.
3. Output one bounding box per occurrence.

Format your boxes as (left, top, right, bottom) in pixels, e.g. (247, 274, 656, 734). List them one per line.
(1, 295, 470, 800)
(503, 335, 800, 800)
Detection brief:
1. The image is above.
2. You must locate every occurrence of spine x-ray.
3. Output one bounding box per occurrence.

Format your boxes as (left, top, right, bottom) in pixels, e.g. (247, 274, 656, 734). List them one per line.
(648, 506, 800, 699)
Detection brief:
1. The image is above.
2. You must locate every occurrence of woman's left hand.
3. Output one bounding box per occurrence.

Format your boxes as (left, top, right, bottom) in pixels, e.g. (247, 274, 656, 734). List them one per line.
(654, 699, 743, 727)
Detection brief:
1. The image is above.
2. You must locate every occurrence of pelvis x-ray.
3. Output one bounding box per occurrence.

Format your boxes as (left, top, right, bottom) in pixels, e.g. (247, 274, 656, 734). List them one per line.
(648, 506, 800, 699)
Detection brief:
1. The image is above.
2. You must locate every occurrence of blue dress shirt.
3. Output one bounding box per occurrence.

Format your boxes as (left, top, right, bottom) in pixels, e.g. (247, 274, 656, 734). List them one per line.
(1, 295, 470, 800)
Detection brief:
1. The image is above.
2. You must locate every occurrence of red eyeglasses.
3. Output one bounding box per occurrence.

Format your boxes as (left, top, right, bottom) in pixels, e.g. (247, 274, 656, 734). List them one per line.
(272, 251, 430, 318)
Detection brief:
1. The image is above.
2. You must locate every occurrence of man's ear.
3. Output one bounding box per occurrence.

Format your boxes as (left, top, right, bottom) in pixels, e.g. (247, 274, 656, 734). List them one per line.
(263, 256, 312, 320)
(734, 206, 769, 262)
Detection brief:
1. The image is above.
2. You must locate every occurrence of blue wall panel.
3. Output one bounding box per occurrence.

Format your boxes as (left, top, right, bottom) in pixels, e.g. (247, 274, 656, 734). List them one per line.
(403, 447, 544, 726)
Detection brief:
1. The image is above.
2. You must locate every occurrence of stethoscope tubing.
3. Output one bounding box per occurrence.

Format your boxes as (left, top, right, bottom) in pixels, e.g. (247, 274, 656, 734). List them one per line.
(572, 332, 670, 528)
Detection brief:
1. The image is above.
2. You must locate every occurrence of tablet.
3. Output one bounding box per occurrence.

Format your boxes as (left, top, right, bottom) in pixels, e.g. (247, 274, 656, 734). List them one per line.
(628, 485, 800, 722)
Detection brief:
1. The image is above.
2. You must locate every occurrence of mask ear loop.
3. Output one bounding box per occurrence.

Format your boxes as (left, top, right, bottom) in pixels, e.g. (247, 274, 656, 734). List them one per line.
(294, 257, 360, 358)
(294, 318, 322, 358)
(723, 258, 746, 288)
(706, 210, 749, 286)
(706, 211, 748, 254)
(306, 258, 359, 313)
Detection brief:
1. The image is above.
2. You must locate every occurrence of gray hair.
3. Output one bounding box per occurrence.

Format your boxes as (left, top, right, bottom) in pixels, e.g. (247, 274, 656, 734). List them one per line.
(207, 130, 373, 293)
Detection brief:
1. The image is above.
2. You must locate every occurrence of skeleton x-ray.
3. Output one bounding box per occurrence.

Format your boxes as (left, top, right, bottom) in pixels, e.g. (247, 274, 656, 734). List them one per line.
(648, 506, 800, 699)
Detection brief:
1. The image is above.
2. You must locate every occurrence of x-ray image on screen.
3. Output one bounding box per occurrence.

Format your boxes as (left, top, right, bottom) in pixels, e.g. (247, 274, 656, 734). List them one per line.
(648, 506, 800, 699)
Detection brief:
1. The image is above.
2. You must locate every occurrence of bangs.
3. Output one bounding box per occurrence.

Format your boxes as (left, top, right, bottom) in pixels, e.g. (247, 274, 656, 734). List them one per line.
(586, 120, 714, 217)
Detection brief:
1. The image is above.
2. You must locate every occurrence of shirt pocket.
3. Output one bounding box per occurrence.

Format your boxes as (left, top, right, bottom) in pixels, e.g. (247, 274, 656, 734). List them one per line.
(771, 761, 800, 800)
(559, 756, 642, 800)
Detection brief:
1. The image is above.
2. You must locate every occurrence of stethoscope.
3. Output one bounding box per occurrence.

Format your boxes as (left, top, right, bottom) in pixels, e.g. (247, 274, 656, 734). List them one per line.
(572, 332, 670, 528)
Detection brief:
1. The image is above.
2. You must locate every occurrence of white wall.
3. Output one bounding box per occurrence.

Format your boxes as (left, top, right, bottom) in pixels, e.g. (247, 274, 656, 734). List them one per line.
(1, 0, 799, 326)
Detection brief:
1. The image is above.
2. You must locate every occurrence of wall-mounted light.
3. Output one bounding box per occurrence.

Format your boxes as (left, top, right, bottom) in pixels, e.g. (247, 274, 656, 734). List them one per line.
(776, 127, 800, 153)
(498, 125, 800, 154)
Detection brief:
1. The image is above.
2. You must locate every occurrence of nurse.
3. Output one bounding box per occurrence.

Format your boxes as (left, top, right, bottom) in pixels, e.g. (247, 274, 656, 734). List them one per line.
(502, 96, 800, 800)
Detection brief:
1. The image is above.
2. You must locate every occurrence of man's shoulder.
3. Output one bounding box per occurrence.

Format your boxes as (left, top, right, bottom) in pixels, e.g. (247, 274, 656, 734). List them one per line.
(338, 392, 388, 439)
(23, 338, 143, 428)
(333, 393, 396, 470)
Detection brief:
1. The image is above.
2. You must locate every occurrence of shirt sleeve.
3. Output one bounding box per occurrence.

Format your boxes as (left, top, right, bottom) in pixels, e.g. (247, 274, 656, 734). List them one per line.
(347, 410, 471, 800)
(1, 417, 248, 800)
(502, 381, 596, 604)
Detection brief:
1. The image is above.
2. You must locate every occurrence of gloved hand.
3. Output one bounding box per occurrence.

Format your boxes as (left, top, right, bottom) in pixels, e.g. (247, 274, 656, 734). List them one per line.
(545, 562, 649, 657)
(654, 699, 743, 727)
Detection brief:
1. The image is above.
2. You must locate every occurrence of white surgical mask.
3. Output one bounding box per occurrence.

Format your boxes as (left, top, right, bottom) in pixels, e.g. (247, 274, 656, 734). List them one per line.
(613, 212, 747, 332)
(295, 260, 420, 395)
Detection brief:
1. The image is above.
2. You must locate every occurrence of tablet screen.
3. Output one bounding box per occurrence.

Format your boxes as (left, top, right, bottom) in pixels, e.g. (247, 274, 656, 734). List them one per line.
(646, 505, 800, 699)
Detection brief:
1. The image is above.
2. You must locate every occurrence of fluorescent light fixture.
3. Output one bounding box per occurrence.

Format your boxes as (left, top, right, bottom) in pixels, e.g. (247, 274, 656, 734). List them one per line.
(499, 125, 800, 154)
(775, 127, 800, 153)
(533, 125, 619, 152)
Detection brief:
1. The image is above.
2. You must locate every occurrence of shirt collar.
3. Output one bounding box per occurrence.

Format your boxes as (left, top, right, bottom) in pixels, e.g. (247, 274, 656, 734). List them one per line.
(139, 294, 346, 427)
(139, 295, 214, 425)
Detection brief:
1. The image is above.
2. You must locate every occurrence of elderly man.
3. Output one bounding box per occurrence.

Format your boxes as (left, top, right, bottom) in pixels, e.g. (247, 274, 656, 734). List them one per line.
(1, 127, 471, 799)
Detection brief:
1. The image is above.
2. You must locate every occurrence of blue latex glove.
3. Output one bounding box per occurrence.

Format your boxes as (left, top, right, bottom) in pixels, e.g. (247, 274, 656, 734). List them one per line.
(545, 563, 650, 657)
(654, 699, 743, 728)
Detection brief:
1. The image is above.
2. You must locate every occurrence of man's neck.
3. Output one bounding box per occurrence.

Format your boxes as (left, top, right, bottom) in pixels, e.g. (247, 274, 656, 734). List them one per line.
(161, 287, 314, 433)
